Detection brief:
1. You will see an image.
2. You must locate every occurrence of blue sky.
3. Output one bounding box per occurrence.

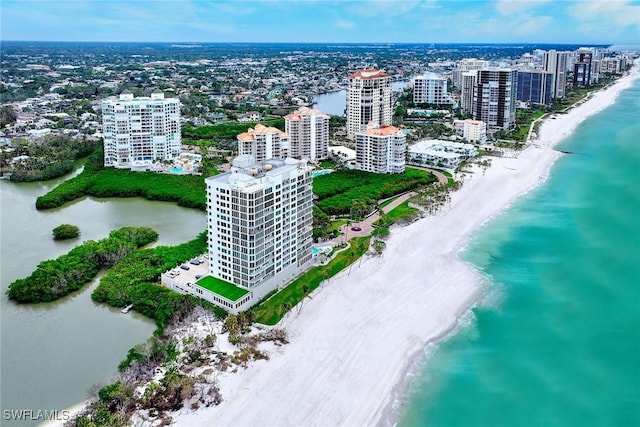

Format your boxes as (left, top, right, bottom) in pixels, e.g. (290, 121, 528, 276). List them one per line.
(1, 0, 639, 44)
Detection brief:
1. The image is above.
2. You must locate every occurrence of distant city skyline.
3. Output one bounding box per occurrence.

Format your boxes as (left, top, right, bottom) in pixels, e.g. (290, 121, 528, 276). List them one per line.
(2, 0, 638, 45)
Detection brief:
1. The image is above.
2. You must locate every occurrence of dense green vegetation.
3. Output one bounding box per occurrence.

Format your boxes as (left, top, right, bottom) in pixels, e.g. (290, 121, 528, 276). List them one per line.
(6, 227, 158, 303)
(318, 159, 337, 169)
(0, 135, 99, 182)
(0, 105, 18, 127)
(73, 232, 224, 425)
(251, 236, 371, 325)
(182, 118, 284, 141)
(52, 223, 80, 240)
(91, 231, 225, 329)
(313, 168, 436, 216)
(35, 151, 207, 211)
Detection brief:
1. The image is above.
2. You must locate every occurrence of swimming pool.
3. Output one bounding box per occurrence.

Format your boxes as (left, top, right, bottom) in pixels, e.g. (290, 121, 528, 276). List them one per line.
(311, 245, 332, 256)
(312, 169, 333, 178)
(169, 167, 184, 174)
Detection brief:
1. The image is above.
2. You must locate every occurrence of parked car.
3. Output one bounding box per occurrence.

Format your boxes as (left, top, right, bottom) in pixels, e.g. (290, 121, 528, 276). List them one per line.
(180, 264, 190, 270)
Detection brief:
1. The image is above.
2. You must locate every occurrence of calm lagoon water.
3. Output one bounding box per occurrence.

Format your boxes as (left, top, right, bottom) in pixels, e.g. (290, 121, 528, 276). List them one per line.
(0, 168, 205, 426)
(312, 80, 410, 116)
(400, 79, 640, 426)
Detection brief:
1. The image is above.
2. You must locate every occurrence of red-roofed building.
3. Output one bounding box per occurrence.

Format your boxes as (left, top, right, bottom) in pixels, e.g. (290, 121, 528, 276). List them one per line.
(355, 124, 406, 174)
(237, 124, 290, 162)
(284, 107, 330, 161)
(347, 68, 392, 139)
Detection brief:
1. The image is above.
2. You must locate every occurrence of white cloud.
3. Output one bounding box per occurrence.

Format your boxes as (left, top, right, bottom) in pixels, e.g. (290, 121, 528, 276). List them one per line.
(420, 0, 440, 10)
(494, 0, 552, 16)
(569, 0, 640, 28)
(512, 14, 554, 35)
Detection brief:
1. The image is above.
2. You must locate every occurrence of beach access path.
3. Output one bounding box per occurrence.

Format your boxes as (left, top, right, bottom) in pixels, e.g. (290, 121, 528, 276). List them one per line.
(331, 167, 448, 241)
(172, 65, 639, 427)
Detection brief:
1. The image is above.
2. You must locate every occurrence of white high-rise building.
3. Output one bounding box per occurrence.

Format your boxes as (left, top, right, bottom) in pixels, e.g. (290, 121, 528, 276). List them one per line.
(101, 91, 181, 169)
(452, 58, 489, 87)
(472, 69, 517, 131)
(543, 50, 568, 99)
(460, 71, 478, 114)
(203, 155, 314, 312)
(413, 73, 450, 105)
(355, 124, 406, 174)
(346, 69, 392, 139)
(237, 124, 290, 162)
(284, 107, 330, 162)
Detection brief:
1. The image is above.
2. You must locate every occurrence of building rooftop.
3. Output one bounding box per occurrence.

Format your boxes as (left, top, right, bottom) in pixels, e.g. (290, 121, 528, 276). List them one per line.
(328, 145, 356, 160)
(360, 124, 401, 137)
(237, 123, 289, 142)
(416, 73, 445, 80)
(284, 106, 330, 120)
(196, 276, 249, 301)
(349, 69, 390, 79)
(206, 155, 310, 191)
(411, 139, 477, 151)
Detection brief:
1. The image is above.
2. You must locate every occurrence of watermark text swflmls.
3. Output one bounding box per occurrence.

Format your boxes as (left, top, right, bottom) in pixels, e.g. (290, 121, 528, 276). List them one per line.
(3, 409, 71, 421)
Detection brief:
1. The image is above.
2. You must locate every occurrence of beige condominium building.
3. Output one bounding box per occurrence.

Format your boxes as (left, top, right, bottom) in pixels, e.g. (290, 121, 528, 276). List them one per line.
(463, 119, 487, 143)
(284, 106, 330, 162)
(346, 69, 392, 139)
(237, 124, 290, 162)
(355, 124, 406, 174)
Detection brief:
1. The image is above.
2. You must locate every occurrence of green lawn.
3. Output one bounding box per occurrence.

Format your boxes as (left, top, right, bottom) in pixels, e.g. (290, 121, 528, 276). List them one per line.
(196, 276, 249, 301)
(331, 219, 349, 232)
(252, 236, 371, 325)
(387, 201, 418, 222)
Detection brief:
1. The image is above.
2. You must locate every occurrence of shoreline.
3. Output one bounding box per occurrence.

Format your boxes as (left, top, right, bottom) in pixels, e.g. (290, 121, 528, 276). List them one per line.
(171, 65, 639, 427)
(377, 63, 639, 426)
(39, 66, 638, 427)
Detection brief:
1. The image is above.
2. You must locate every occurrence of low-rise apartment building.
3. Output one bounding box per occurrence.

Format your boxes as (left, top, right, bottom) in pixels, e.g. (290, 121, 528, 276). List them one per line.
(407, 139, 478, 171)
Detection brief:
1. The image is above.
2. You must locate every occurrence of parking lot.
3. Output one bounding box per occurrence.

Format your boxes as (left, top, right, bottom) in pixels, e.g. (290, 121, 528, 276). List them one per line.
(162, 253, 210, 288)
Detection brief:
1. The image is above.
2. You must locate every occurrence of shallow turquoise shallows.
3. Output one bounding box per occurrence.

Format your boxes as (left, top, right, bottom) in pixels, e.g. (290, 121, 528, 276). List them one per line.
(400, 79, 640, 427)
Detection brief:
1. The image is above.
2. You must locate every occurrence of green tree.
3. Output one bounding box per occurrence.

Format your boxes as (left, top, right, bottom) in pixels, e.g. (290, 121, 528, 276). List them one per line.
(0, 105, 17, 128)
(52, 224, 80, 240)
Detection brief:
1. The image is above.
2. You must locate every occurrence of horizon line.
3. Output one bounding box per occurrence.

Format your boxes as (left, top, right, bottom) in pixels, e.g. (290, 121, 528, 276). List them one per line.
(1, 40, 622, 46)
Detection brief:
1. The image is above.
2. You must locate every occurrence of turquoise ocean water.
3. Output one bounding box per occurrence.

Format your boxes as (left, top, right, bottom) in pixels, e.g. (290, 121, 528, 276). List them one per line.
(400, 78, 640, 427)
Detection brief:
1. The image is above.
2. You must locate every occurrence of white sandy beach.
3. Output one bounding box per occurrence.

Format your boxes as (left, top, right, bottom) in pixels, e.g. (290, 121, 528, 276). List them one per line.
(169, 65, 639, 427)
